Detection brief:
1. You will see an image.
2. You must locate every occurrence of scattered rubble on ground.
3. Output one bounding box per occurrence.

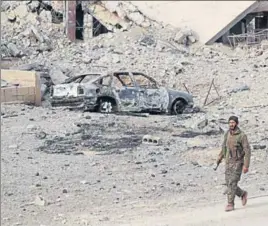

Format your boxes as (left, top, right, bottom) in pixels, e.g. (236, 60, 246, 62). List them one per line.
(1, 1, 268, 226)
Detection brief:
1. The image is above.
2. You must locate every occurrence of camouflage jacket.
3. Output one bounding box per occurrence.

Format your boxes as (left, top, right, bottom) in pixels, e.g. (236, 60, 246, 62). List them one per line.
(218, 127, 251, 168)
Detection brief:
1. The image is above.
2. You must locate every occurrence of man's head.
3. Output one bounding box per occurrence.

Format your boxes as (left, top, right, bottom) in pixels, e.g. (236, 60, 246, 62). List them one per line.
(228, 116, 239, 130)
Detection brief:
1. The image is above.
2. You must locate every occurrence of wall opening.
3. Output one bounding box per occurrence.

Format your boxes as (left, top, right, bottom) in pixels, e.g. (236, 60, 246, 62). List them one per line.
(76, 3, 84, 40)
(92, 16, 109, 37)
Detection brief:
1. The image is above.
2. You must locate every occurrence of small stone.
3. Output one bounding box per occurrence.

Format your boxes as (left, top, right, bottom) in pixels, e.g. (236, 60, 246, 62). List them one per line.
(253, 144, 266, 150)
(29, 118, 35, 121)
(99, 217, 109, 222)
(35, 172, 40, 176)
(62, 189, 68, 193)
(135, 161, 142, 165)
(196, 118, 208, 129)
(26, 124, 37, 131)
(191, 161, 200, 166)
(9, 145, 18, 149)
(260, 187, 265, 191)
(34, 195, 47, 206)
(43, 176, 48, 180)
(35, 183, 41, 187)
(161, 169, 168, 174)
(80, 180, 89, 185)
(85, 116, 91, 120)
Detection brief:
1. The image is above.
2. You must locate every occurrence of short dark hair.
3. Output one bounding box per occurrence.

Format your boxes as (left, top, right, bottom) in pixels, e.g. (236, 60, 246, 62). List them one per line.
(228, 116, 238, 124)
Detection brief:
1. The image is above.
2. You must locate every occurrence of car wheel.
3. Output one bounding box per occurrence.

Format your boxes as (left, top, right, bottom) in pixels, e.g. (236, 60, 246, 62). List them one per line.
(98, 99, 116, 113)
(172, 99, 187, 115)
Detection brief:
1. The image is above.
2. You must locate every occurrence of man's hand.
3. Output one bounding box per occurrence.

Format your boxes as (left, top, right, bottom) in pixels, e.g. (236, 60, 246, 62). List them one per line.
(243, 167, 248, 174)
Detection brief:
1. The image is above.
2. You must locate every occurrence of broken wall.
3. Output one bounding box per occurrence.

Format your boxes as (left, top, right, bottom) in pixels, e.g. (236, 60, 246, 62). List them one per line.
(128, 1, 257, 44)
(1, 70, 41, 106)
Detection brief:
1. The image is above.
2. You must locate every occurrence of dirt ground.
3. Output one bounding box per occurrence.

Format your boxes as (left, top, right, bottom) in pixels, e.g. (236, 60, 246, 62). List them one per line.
(1, 2, 268, 225)
(1, 102, 268, 226)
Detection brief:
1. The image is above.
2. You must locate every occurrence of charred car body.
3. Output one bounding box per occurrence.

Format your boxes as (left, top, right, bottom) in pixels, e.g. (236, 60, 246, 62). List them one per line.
(51, 72, 194, 114)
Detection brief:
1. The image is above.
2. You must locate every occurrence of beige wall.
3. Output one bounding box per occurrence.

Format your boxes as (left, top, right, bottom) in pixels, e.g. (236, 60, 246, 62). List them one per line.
(129, 1, 257, 44)
(1, 70, 41, 106)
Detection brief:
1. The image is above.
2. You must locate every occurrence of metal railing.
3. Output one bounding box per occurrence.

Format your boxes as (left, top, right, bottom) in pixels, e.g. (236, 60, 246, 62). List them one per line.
(227, 29, 268, 48)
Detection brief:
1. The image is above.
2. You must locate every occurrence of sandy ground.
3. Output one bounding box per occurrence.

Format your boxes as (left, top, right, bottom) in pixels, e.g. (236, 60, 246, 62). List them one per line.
(118, 196, 268, 226)
(1, 103, 268, 226)
(1, 2, 268, 225)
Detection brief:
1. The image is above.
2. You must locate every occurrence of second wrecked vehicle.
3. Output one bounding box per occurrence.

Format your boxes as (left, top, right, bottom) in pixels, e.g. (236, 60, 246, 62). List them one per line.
(51, 71, 194, 115)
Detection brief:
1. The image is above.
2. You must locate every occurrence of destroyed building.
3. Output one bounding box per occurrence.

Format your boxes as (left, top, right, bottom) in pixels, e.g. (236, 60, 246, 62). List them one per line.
(4, 0, 267, 47)
(47, 1, 152, 41)
(128, 1, 268, 47)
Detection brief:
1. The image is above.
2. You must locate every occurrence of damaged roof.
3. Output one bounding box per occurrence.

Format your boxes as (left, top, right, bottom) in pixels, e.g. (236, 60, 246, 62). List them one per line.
(87, 4, 129, 31)
(129, 1, 264, 44)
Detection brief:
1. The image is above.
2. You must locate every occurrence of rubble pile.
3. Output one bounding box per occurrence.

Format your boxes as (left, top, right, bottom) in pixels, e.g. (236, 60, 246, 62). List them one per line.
(101, 1, 157, 28)
(1, 1, 268, 107)
(1, 1, 202, 106)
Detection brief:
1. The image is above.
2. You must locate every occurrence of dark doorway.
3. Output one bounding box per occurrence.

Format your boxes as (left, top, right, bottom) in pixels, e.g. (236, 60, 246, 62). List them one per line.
(76, 3, 84, 40)
(92, 16, 109, 37)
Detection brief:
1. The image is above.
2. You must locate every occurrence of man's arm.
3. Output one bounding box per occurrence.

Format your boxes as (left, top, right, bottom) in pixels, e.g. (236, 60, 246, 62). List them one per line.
(217, 133, 227, 163)
(242, 134, 251, 169)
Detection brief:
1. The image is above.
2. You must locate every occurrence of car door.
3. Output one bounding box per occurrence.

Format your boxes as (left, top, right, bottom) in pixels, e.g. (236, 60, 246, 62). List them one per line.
(131, 72, 169, 112)
(112, 72, 140, 112)
(52, 75, 97, 100)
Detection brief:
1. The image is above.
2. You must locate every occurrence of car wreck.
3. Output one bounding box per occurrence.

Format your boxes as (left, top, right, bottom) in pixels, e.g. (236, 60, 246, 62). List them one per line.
(50, 71, 194, 115)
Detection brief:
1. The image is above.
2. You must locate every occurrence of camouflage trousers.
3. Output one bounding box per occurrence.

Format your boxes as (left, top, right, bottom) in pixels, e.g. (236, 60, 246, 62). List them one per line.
(225, 161, 245, 204)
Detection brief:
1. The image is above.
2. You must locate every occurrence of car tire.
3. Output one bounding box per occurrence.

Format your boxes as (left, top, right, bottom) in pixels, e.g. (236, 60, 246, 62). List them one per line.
(172, 99, 187, 115)
(98, 99, 116, 113)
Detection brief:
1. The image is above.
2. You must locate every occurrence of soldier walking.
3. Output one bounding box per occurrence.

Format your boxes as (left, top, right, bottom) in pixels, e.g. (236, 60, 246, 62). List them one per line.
(217, 116, 251, 211)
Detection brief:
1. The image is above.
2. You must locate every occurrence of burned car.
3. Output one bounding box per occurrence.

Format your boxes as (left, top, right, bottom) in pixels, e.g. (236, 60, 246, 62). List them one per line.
(51, 72, 194, 115)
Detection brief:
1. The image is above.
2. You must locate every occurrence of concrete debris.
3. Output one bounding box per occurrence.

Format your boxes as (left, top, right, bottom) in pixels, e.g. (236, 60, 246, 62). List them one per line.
(1, 2, 11, 11)
(6, 43, 21, 57)
(174, 28, 199, 45)
(196, 118, 208, 130)
(49, 66, 68, 85)
(2, 3, 268, 225)
(34, 195, 48, 206)
(1, 79, 9, 88)
(253, 144, 266, 150)
(261, 40, 268, 51)
(30, 26, 45, 43)
(140, 35, 155, 46)
(142, 135, 162, 145)
(7, 10, 16, 22)
(102, 1, 155, 28)
(230, 85, 250, 94)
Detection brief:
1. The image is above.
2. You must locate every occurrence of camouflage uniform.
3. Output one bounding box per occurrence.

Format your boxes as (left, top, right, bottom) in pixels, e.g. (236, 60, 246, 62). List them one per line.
(218, 127, 251, 205)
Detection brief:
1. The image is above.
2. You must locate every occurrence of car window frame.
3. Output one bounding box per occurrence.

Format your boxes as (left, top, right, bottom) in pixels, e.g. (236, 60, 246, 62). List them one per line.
(93, 74, 112, 87)
(113, 72, 136, 88)
(131, 72, 158, 89)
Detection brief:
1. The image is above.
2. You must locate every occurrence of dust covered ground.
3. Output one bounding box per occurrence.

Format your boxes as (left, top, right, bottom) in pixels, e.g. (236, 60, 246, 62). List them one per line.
(1, 100, 268, 226)
(1, 1, 268, 225)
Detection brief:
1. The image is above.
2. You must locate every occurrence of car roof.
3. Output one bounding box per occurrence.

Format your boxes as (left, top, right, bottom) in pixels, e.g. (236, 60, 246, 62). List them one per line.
(63, 71, 157, 84)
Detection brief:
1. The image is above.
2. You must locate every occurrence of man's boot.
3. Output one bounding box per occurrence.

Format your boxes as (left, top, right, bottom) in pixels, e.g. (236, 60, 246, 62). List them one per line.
(241, 191, 248, 206)
(225, 203, 234, 212)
